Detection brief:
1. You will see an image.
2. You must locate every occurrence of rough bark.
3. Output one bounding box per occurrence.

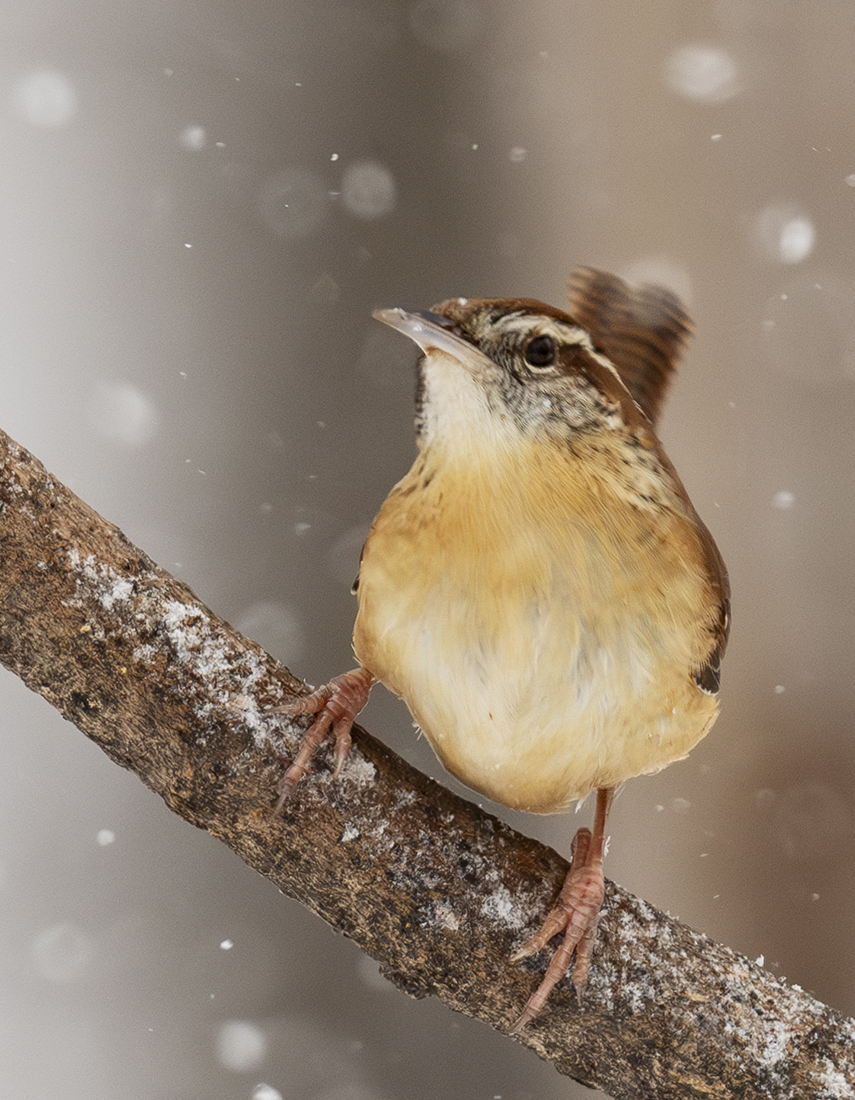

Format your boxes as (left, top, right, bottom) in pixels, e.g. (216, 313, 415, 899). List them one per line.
(0, 425, 852, 1099)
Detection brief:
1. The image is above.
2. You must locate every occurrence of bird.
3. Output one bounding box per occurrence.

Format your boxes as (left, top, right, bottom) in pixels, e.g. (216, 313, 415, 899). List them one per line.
(274, 266, 730, 1031)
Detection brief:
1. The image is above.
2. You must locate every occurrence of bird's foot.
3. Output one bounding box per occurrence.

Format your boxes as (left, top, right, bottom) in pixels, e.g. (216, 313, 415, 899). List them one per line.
(270, 667, 375, 814)
(510, 825, 605, 1032)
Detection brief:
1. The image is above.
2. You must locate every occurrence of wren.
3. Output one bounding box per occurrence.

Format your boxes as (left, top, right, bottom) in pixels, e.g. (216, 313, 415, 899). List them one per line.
(275, 267, 730, 1030)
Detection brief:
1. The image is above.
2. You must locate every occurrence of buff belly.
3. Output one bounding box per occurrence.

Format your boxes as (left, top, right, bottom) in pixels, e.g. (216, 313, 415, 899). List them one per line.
(353, 448, 720, 814)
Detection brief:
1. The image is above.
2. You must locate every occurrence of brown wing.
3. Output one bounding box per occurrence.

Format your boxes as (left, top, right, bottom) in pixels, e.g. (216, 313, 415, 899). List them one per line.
(568, 267, 693, 428)
(693, 527, 731, 695)
(569, 268, 730, 689)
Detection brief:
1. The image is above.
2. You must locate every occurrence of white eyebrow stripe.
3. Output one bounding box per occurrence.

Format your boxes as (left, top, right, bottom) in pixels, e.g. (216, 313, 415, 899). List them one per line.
(495, 313, 625, 386)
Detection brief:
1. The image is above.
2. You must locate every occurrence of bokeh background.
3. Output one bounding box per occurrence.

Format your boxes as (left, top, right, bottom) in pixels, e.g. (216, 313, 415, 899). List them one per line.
(2, 2, 854, 1098)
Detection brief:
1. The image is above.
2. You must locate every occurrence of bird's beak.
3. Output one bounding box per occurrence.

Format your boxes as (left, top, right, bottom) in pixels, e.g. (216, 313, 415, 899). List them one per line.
(372, 307, 475, 359)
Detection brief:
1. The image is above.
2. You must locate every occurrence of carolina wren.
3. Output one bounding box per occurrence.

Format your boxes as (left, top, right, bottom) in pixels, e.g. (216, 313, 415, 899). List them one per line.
(276, 267, 730, 1030)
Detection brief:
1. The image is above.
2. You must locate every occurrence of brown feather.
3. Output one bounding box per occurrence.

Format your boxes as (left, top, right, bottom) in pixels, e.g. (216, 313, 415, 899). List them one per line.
(568, 267, 693, 427)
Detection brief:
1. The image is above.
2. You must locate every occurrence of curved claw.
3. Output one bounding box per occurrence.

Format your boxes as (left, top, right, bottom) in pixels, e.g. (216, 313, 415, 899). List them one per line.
(510, 829, 593, 964)
(509, 844, 604, 1033)
(510, 788, 613, 1032)
(272, 667, 375, 814)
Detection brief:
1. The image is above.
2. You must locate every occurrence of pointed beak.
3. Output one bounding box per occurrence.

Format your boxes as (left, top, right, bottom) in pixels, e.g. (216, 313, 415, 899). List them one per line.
(372, 307, 474, 359)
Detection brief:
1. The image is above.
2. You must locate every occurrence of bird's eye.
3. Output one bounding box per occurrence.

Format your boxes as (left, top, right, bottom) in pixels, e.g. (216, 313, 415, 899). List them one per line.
(524, 334, 556, 369)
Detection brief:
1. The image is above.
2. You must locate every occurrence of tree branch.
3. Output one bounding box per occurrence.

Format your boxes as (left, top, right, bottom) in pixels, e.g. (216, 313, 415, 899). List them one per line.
(0, 425, 851, 1100)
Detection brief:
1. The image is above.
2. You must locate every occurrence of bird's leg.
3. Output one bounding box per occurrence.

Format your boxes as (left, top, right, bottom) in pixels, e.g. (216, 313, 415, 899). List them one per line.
(270, 667, 376, 814)
(510, 786, 614, 1032)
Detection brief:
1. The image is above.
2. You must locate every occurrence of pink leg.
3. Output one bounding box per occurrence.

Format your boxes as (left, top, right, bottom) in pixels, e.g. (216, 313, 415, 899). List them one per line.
(271, 667, 375, 814)
(510, 787, 614, 1032)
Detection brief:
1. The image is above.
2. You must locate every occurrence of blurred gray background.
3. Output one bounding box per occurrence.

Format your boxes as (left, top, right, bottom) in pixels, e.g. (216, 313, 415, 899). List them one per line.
(1, 2, 854, 1098)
